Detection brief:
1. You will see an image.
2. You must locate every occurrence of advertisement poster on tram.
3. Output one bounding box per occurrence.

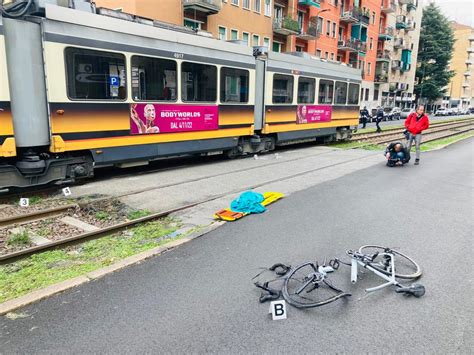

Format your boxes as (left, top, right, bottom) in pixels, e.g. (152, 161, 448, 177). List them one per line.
(296, 105, 332, 124)
(130, 104, 219, 134)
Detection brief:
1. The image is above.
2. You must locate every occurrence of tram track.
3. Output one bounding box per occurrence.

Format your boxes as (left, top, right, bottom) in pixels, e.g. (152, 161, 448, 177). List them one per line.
(0, 151, 380, 264)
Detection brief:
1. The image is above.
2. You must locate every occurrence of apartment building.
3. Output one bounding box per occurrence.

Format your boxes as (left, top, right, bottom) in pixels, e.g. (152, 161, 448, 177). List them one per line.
(93, 0, 421, 110)
(375, 0, 422, 109)
(444, 22, 474, 109)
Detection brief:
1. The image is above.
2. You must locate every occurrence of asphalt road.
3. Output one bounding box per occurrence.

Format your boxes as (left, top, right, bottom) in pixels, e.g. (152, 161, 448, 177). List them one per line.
(1, 138, 473, 353)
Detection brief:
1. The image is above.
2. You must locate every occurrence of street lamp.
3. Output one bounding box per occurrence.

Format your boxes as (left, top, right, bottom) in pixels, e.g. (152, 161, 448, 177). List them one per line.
(313, 8, 330, 57)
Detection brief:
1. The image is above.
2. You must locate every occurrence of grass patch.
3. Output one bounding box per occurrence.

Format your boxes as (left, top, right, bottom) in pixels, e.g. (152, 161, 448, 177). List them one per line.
(7, 230, 31, 247)
(420, 131, 474, 151)
(0, 217, 181, 303)
(127, 209, 151, 220)
(330, 141, 384, 150)
(94, 211, 110, 221)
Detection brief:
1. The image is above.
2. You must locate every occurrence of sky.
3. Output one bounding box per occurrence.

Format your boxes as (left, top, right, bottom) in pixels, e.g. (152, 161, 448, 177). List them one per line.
(426, 0, 474, 27)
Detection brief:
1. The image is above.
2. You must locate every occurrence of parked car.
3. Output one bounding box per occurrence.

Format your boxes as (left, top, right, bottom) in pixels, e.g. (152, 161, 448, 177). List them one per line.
(400, 108, 413, 119)
(435, 107, 448, 116)
(389, 107, 401, 120)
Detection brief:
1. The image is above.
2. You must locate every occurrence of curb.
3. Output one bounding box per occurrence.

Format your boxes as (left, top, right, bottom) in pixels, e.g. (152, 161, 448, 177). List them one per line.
(0, 221, 224, 316)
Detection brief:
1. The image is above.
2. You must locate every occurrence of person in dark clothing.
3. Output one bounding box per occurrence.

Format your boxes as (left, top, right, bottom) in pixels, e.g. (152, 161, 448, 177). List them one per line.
(405, 105, 430, 165)
(375, 107, 384, 133)
(360, 106, 370, 129)
(385, 141, 410, 167)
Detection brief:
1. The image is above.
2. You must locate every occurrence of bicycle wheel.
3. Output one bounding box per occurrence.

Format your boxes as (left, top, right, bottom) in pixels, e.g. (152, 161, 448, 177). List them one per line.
(358, 245, 422, 280)
(282, 262, 351, 308)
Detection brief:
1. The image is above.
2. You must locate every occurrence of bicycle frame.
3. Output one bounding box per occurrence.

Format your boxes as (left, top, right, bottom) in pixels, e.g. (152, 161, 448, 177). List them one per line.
(351, 252, 401, 292)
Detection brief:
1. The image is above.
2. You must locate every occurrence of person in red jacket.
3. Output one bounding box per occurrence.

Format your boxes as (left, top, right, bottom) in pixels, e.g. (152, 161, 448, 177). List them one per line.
(405, 105, 429, 165)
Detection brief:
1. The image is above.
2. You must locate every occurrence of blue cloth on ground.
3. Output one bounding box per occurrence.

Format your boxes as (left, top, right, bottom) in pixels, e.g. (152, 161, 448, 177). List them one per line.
(230, 191, 266, 214)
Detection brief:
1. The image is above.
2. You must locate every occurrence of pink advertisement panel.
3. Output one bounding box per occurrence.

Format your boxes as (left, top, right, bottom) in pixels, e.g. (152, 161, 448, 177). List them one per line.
(130, 104, 219, 134)
(296, 105, 332, 124)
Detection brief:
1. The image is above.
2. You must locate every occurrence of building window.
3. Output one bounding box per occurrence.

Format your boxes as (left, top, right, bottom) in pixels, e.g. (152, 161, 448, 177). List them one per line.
(330, 53, 335, 61)
(252, 34, 260, 46)
(317, 17, 323, 34)
(368, 62, 371, 75)
(254, 0, 261, 12)
(365, 88, 369, 101)
(348, 83, 360, 105)
(369, 37, 373, 50)
(218, 26, 227, 40)
(335, 81, 348, 104)
(318, 79, 334, 104)
(360, 87, 364, 101)
(65, 47, 126, 100)
(242, 32, 250, 45)
(264, 0, 271, 16)
(326, 20, 331, 36)
(242, 0, 250, 9)
(325, 51, 329, 59)
(337, 55, 342, 62)
(231, 0, 239, 5)
(332, 23, 336, 38)
(220, 67, 249, 103)
(374, 88, 379, 101)
(272, 74, 294, 104)
(263, 37, 270, 48)
(371, 12, 376, 25)
(298, 11, 304, 31)
(231, 29, 238, 40)
(181, 62, 217, 102)
(273, 41, 282, 52)
(297, 77, 316, 104)
(316, 49, 322, 57)
(131, 56, 177, 101)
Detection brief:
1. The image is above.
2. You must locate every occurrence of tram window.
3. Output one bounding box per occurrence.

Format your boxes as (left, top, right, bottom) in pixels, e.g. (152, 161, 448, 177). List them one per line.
(348, 83, 360, 105)
(335, 81, 348, 105)
(220, 67, 249, 103)
(65, 47, 126, 100)
(297, 77, 315, 104)
(272, 74, 294, 104)
(131, 56, 177, 101)
(181, 62, 217, 102)
(318, 79, 334, 104)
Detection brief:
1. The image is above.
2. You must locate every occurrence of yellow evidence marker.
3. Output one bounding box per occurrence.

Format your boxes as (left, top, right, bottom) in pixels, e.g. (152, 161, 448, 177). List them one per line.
(213, 192, 284, 221)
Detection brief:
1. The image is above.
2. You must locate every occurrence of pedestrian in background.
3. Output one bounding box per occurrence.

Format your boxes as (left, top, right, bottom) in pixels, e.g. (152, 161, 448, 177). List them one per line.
(375, 107, 384, 133)
(360, 106, 370, 129)
(405, 105, 430, 165)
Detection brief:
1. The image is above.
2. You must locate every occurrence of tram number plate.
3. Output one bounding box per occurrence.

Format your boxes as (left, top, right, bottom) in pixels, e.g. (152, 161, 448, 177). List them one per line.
(173, 53, 184, 59)
(19, 198, 29, 207)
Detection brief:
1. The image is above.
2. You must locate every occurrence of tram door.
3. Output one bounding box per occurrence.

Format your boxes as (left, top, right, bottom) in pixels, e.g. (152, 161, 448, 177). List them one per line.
(253, 57, 266, 131)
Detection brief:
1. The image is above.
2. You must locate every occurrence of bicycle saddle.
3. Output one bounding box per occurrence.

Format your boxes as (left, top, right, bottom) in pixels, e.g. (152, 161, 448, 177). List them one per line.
(395, 283, 425, 298)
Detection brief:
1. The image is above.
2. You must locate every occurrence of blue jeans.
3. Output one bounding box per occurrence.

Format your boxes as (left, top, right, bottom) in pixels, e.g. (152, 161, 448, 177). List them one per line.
(390, 151, 405, 161)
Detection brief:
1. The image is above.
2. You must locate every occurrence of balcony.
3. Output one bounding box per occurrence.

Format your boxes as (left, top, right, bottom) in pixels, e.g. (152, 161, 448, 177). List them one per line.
(298, 0, 321, 8)
(462, 82, 470, 88)
(376, 50, 391, 62)
(297, 25, 319, 40)
(464, 71, 472, 77)
(467, 47, 474, 53)
(339, 7, 369, 25)
(391, 60, 402, 70)
(401, 63, 411, 72)
(405, 20, 415, 31)
(273, 16, 300, 36)
(406, 0, 417, 11)
(379, 26, 394, 40)
(381, 0, 396, 13)
(389, 83, 397, 92)
(337, 38, 367, 53)
(375, 73, 389, 83)
(393, 37, 404, 49)
(469, 33, 474, 42)
(466, 59, 474, 66)
(182, 0, 221, 15)
(396, 15, 407, 29)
